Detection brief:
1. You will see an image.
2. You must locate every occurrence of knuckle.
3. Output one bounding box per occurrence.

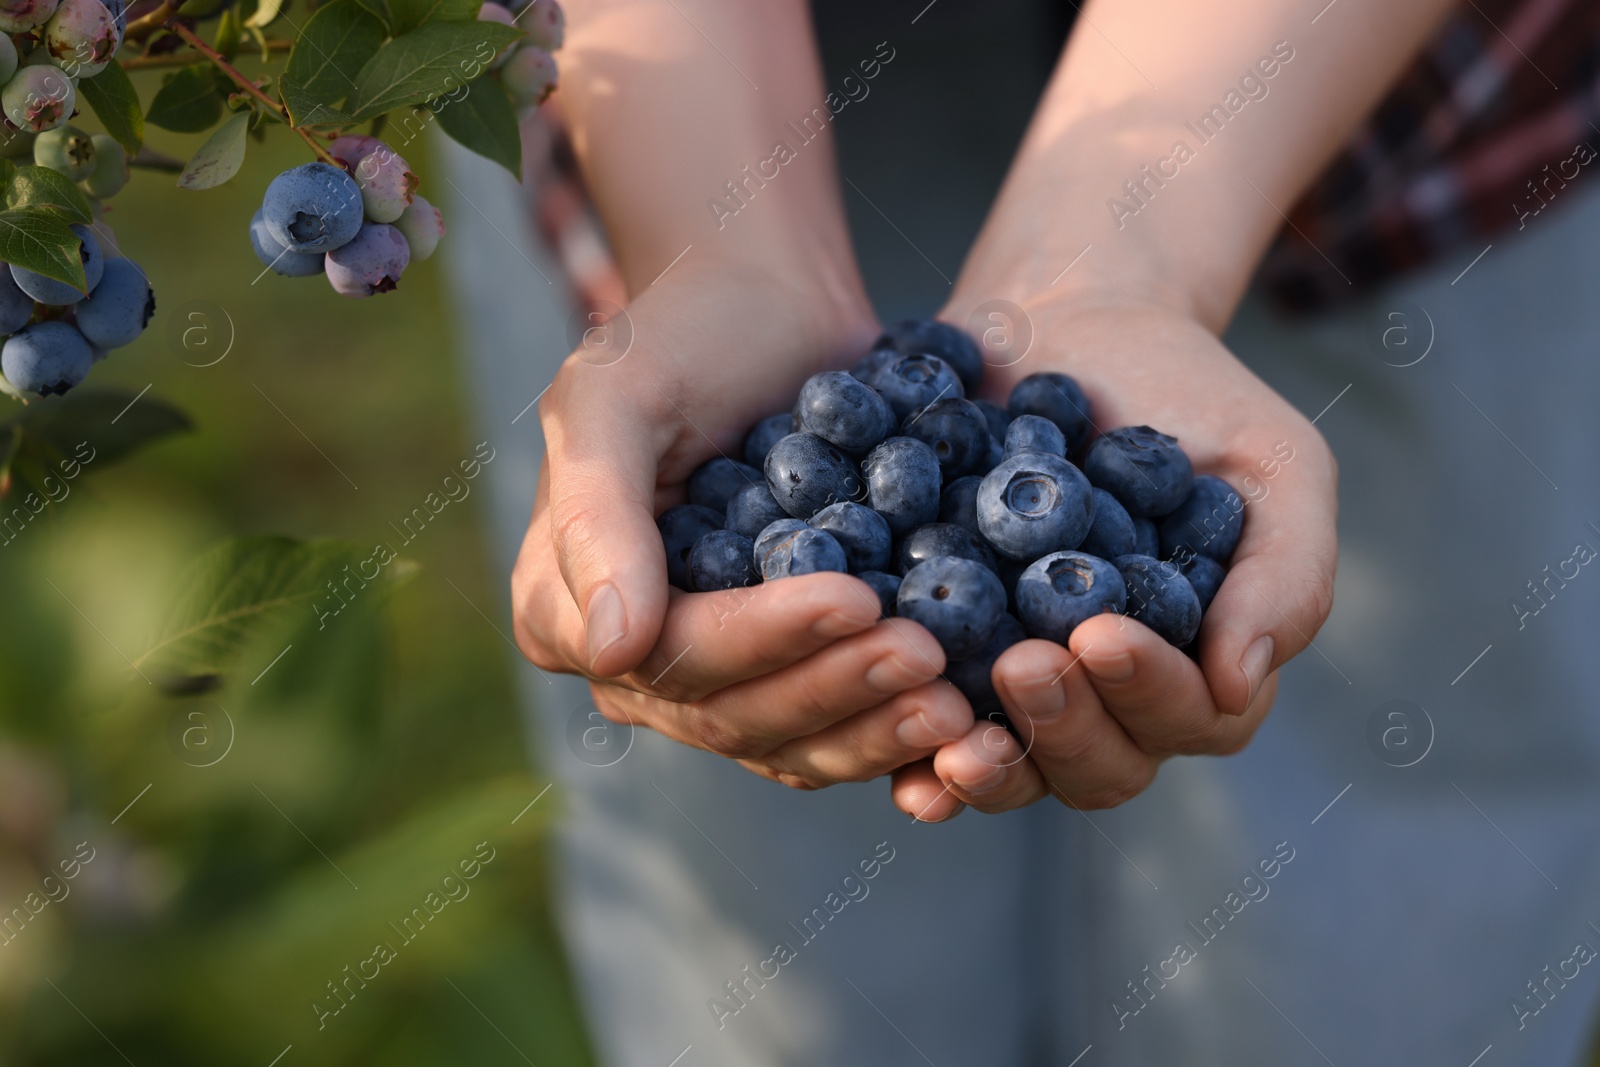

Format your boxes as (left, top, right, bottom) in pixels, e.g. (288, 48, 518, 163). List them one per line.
(681, 703, 766, 759)
(548, 495, 610, 565)
(1071, 775, 1151, 811)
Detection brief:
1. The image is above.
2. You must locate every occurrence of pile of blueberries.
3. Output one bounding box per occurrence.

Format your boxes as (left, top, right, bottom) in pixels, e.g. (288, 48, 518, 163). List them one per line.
(657, 319, 1244, 720)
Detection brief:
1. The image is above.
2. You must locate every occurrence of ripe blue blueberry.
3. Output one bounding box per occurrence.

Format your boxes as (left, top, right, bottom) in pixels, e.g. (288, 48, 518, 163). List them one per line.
(856, 351, 965, 420)
(1132, 516, 1160, 557)
(1015, 551, 1126, 643)
(895, 522, 998, 577)
(761, 526, 848, 580)
(972, 398, 1011, 443)
(249, 209, 325, 277)
(743, 412, 794, 467)
(1082, 425, 1194, 517)
(1159, 474, 1244, 563)
(261, 162, 364, 253)
(874, 318, 983, 392)
(795, 370, 894, 454)
(938, 474, 983, 534)
(1, 320, 90, 395)
(325, 222, 410, 297)
(943, 612, 1026, 720)
(687, 529, 758, 592)
(12, 222, 102, 304)
(724, 481, 789, 541)
(0, 268, 32, 333)
(809, 500, 892, 573)
(975, 452, 1095, 561)
(901, 396, 990, 480)
(1002, 413, 1065, 458)
(859, 570, 901, 617)
(763, 432, 865, 518)
(1078, 487, 1136, 560)
(688, 456, 761, 513)
(753, 517, 809, 569)
(657, 503, 723, 590)
(73, 257, 152, 349)
(861, 436, 941, 537)
(1007, 372, 1093, 453)
(1115, 554, 1202, 646)
(897, 555, 1006, 660)
(1178, 553, 1226, 614)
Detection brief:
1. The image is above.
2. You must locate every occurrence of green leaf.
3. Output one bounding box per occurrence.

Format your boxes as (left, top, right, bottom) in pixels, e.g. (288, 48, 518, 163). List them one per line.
(390, 0, 479, 35)
(278, 75, 355, 128)
(6, 165, 93, 222)
(177, 111, 250, 190)
(215, 4, 243, 56)
(134, 536, 415, 682)
(345, 21, 521, 121)
(435, 75, 521, 178)
(78, 60, 144, 153)
(283, 0, 386, 104)
(0, 208, 84, 292)
(244, 0, 287, 28)
(147, 65, 224, 133)
(349, 0, 394, 32)
(0, 387, 190, 505)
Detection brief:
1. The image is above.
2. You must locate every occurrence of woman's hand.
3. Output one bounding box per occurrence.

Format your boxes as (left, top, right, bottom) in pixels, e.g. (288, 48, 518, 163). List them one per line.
(891, 295, 1337, 820)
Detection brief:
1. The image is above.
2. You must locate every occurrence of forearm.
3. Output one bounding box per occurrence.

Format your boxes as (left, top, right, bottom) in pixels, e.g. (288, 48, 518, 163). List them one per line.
(559, 0, 868, 311)
(952, 0, 1455, 332)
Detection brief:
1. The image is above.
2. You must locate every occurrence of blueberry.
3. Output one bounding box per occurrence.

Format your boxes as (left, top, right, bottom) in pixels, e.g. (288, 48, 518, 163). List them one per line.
(73, 257, 152, 349)
(972, 398, 1011, 442)
(657, 503, 723, 590)
(724, 480, 789, 540)
(80, 133, 128, 199)
(0, 0, 57, 34)
(1015, 551, 1125, 643)
(477, 1, 520, 69)
(1178, 553, 1226, 614)
(1007, 372, 1093, 453)
(975, 452, 1095, 561)
(0, 268, 32, 334)
(261, 162, 364, 253)
(861, 436, 941, 536)
(763, 432, 865, 518)
(12, 222, 102, 304)
(394, 195, 444, 262)
(753, 517, 810, 572)
(938, 474, 983, 534)
(687, 529, 758, 592)
(743, 412, 794, 467)
(1083, 425, 1194, 518)
(248, 209, 324, 277)
(1, 61, 73, 133)
(1132, 516, 1160, 557)
(1, 320, 90, 395)
(795, 370, 894, 454)
(895, 522, 998, 577)
(849, 346, 894, 383)
(810, 501, 892, 573)
(943, 613, 1026, 719)
(897, 555, 1006, 660)
(33, 124, 93, 181)
(1079, 487, 1136, 560)
(325, 221, 410, 297)
(901, 396, 990, 480)
(42, 0, 119, 78)
(688, 456, 760, 513)
(975, 433, 1005, 476)
(761, 526, 848, 580)
(874, 318, 983, 392)
(856, 351, 965, 420)
(859, 570, 901, 617)
(1002, 413, 1065, 458)
(504, 46, 558, 111)
(1116, 554, 1202, 646)
(328, 136, 417, 224)
(0, 28, 15, 82)
(1159, 474, 1244, 563)
(521, 0, 564, 49)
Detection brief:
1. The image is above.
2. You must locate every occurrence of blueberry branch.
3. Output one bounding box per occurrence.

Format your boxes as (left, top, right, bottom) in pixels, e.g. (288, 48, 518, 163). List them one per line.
(122, 0, 177, 43)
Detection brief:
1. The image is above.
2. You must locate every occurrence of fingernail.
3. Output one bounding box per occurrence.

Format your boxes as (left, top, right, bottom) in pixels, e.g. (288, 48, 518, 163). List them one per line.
(895, 702, 968, 748)
(1240, 634, 1275, 709)
(1086, 649, 1135, 684)
(866, 652, 936, 693)
(585, 583, 627, 670)
(954, 764, 1007, 794)
(1010, 674, 1067, 722)
(812, 603, 879, 639)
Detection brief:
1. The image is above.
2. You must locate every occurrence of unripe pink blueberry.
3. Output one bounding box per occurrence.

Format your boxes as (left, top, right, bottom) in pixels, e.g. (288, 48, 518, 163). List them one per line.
(476, 2, 517, 70)
(328, 136, 416, 224)
(0, 0, 59, 33)
(522, 0, 562, 50)
(43, 0, 119, 78)
(326, 134, 383, 165)
(393, 195, 443, 262)
(502, 46, 557, 112)
(2, 64, 76, 132)
(325, 222, 409, 298)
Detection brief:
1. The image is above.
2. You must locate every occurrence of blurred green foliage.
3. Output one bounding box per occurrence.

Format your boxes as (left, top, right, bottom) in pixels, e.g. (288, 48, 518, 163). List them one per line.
(0, 78, 594, 1067)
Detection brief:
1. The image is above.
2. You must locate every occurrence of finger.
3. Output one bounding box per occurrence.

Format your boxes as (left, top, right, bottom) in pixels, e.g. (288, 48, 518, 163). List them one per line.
(1204, 437, 1338, 715)
(678, 618, 946, 757)
(931, 721, 1046, 814)
(540, 364, 674, 678)
(890, 759, 966, 822)
(989, 638, 1160, 807)
(1068, 614, 1267, 757)
(747, 680, 973, 789)
(512, 468, 592, 673)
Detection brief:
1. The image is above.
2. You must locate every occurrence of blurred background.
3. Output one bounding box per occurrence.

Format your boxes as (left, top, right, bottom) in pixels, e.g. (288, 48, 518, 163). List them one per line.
(0, 70, 595, 1066)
